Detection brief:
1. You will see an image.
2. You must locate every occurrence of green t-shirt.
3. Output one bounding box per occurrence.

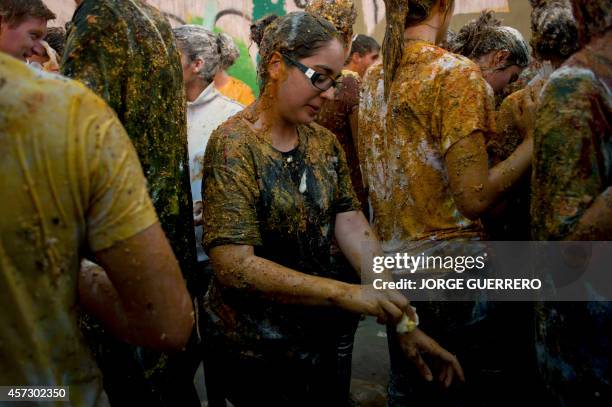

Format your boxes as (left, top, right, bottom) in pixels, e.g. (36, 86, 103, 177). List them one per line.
(62, 0, 195, 276)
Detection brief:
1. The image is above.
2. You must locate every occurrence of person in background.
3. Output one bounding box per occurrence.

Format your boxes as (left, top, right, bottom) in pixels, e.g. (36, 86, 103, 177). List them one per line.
(214, 32, 256, 106)
(27, 40, 60, 72)
(485, 0, 579, 240)
(62, 0, 198, 405)
(0, 51, 193, 407)
(344, 34, 380, 79)
(449, 10, 531, 97)
(377, 0, 535, 405)
(174, 25, 244, 405)
(531, 0, 611, 404)
(201, 11, 462, 406)
(45, 26, 66, 58)
(0, 0, 55, 61)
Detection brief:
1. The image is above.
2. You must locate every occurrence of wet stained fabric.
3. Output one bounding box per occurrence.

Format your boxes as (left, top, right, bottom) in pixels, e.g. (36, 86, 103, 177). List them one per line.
(381, 40, 493, 254)
(370, 41, 535, 406)
(61, 1, 198, 405)
(359, 62, 391, 238)
(0, 54, 158, 406)
(61, 0, 196, 279)
(531, 32, 611, 406)
(201, 109, 360, 403)
(316, 69, 368, 212)
(218, 76, 255, 106)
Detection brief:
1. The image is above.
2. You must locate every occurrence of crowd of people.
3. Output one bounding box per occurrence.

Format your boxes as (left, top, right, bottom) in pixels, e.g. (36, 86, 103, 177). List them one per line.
(0, 0, 610, 406)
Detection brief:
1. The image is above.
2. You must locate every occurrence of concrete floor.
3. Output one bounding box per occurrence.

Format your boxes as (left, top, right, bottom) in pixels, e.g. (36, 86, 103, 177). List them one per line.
(194, 317, 391, 406)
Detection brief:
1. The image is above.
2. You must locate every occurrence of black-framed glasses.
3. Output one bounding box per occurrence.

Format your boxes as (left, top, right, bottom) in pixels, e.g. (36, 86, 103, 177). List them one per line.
(281, 52, 339, 92)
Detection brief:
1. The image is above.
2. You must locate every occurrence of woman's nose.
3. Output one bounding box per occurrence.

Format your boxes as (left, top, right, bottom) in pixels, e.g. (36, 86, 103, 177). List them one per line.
(320, 86, 335, 101)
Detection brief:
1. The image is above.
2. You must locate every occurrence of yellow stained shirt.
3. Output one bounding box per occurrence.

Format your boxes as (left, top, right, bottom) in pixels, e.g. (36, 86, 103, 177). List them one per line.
(217, 76, 254, 106)
(0, 53, 157, 406)
(383, 40, 495, 251)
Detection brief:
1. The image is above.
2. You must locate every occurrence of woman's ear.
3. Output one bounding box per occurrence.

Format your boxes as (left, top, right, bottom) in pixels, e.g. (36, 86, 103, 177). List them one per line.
(192, 57, 205, 75)
(268, 51, 285, 81)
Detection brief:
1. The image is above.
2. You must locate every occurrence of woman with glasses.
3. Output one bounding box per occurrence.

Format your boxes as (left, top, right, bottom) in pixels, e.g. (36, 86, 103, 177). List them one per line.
(200, 11, 461, 406)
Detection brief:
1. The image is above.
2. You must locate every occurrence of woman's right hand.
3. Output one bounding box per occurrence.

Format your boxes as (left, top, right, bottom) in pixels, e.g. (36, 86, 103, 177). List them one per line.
(338, 284, 414, 324)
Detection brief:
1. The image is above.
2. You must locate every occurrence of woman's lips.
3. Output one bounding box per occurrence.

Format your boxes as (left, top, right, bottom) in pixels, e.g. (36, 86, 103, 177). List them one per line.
(306, 104, 320, 114)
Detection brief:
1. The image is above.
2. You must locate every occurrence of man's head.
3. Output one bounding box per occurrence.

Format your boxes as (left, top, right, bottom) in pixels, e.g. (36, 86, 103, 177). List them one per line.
(0, 0, 55, 61)
(346, 34, 380, 77)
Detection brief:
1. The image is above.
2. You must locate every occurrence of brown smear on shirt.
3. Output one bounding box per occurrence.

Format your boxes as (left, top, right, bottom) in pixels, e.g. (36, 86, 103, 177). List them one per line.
(379, 40, 494, 249)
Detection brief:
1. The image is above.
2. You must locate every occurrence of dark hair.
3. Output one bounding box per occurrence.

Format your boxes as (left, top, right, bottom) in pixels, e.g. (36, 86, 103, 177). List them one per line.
(250, 12, 340, 89)
(383, 0, 454, 98)
(45, 27, 65, 57)
(569, 0, 612, 47)
(0, 0, 55, 26)
(349, 34, 380, 57)
(450, 11, 530, 68)
(529, 1, 579, 61)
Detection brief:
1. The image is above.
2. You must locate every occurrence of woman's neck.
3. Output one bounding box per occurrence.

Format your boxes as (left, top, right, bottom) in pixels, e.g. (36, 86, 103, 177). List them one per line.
(403, 13, 444, 45)
(214, 70, 231, 89)
(185, 78, 209, 102)
(254, 95, 298, 152)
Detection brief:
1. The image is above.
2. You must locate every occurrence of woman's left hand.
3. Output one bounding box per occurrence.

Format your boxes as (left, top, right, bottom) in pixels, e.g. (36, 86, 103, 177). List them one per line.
(397, 328, 465, 387)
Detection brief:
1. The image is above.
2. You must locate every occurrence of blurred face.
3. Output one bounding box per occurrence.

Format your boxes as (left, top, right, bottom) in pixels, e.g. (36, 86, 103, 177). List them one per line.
(179, 49, 204, 85)
(477, 51, 524, 93)
(482, 64, 524, 93)
(275, 38, 345, 124)
(0, 17, 47, 61)
(353, 50, 380, 77)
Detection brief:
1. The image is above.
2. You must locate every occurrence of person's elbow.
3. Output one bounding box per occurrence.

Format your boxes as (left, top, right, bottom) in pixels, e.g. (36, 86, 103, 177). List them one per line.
(454, 194, 489, 221)
(209, 245, 254, 289)
(134, 291, 194, 351)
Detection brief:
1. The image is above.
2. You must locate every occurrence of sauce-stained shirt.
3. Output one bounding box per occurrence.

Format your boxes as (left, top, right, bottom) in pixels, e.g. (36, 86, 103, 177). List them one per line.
(201, 109, 360, 359)
(382, 40, 494, 252)
(0, 54, 157, 407)
(62, 0, 196, 276)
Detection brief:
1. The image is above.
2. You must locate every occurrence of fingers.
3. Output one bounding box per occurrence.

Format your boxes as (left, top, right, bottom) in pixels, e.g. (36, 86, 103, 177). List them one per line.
(443, 364, 454, 388)
(387, 289, 409, 310)
(379, 299, 404, 323)
(411, 351, 433, 382)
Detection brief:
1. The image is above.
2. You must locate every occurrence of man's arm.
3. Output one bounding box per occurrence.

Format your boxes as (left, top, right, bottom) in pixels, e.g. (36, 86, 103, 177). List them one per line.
(80, 223, 193, 351)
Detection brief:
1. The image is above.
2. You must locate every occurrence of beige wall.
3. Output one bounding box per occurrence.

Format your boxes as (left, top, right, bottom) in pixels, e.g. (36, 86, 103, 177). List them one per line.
(369, 0, 531, 45)
(450, 0, 532, 41)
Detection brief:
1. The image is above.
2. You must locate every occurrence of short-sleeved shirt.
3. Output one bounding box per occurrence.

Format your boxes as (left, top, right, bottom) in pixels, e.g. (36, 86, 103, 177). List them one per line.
(61, 0, 196, 278)
(316, 69, 368, 211)
(382, 40, 494, 251)
(359, 62, 392, 238)
(531, 32, 611, 241)
(201, 109, 360, 359)
(0, 54, 157, 406)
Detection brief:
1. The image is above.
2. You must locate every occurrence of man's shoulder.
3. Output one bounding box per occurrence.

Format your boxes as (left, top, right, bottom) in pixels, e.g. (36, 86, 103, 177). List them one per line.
(1, 54, 102, 114)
